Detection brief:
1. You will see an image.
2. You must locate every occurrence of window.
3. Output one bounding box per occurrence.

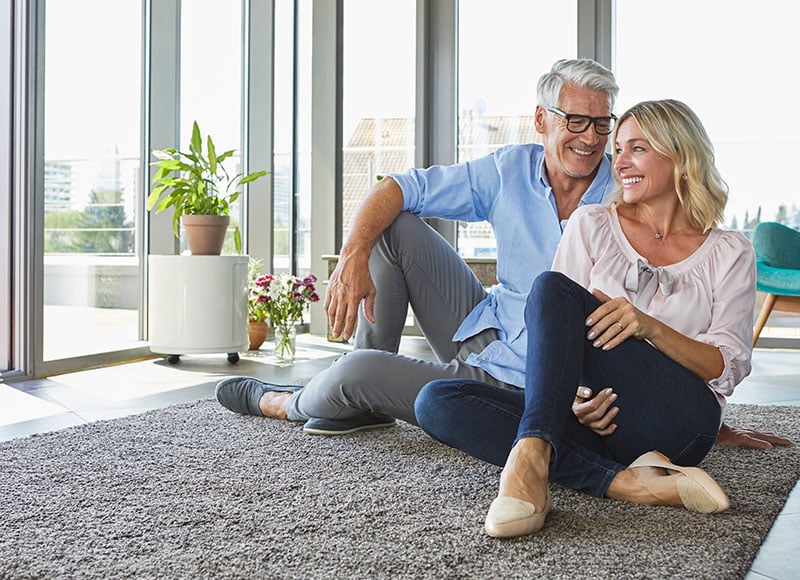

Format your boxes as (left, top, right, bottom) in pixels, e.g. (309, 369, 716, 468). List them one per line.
(295, 0, 313, 277)
(42, 0, 143, 360)
(342, 0, 416, 243)
(0, 0, 11, 373)
(456, 0, 577, 258)
(273, 0, 295, 274)
(615, 0, 800, 341)
(180, 0, 243, 255)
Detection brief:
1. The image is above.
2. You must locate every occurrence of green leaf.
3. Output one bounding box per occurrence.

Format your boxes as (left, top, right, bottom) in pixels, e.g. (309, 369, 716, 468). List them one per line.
(190, 121, 202, 157)
(233, 224, 242, 254)
(208, 136, 217, 175)
(146, 185, 168, 210)
(216, 149, 235, 163)
(238, 170, 269, 185)
(151, 149, 174, 161)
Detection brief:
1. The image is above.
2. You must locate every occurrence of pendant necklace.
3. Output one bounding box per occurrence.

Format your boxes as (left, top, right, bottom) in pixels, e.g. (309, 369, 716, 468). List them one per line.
(635, 207, 691, 240)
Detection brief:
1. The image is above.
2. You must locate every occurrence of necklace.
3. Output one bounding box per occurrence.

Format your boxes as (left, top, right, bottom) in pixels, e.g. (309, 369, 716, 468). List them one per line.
(641, 222, 693, 240)
(634, 206, 691, 240)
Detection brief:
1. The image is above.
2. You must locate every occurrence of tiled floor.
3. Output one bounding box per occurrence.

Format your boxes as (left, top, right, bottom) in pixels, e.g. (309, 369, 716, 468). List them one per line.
(1, 336, 798, 579)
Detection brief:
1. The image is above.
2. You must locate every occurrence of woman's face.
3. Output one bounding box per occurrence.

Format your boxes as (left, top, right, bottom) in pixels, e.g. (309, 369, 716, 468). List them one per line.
(613, 117, 676, 205)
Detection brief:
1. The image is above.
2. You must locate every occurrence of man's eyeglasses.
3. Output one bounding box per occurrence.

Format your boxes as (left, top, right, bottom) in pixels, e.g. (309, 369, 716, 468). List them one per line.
(545, 106, 617, 136)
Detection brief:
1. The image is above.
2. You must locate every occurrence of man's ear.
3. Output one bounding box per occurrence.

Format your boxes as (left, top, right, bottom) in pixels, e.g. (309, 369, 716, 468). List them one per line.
(534, 105, 546, 134)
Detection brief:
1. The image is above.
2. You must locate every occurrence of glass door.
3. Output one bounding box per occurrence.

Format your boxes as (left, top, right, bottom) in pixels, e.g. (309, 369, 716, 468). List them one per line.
(179, 0, 243, 255)
(0, 0, 11, 373)
(341, 0, 417, 243)
(41, 0, 144, 362)
(456, 0, 577, 258)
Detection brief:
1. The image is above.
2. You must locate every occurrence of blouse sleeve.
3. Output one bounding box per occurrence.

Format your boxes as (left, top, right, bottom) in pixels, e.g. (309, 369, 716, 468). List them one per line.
(697, 233, 756, 397)
(551, 205, 603, 287)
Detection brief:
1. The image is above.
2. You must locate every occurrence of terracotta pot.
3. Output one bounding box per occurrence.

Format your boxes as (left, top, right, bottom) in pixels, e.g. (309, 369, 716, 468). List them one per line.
(248, 320, 270, 350)
(181, 214, 230, 255)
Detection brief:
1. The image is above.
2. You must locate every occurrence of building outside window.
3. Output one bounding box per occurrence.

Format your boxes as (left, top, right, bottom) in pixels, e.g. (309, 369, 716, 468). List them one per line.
(455, 0, 577, 258)
(341, 0, 416, 243)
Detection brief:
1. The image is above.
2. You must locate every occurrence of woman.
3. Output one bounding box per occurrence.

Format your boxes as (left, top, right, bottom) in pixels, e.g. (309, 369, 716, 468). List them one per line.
(414, 99, 755, 538)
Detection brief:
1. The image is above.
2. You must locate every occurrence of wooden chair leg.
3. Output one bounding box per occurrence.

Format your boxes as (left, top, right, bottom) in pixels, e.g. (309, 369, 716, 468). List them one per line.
(753, 293, 778, 347)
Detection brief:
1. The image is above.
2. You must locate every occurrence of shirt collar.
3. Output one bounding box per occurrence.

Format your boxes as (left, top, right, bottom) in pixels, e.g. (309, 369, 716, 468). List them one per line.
(535, 150, 614, 205)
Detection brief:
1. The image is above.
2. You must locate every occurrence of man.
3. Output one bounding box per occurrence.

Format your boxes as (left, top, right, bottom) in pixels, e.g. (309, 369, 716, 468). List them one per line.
(217, 59, 790, 450)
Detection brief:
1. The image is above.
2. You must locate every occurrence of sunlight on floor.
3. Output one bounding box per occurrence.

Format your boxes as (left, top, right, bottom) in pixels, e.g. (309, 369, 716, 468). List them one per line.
(0, 384, 64, 426)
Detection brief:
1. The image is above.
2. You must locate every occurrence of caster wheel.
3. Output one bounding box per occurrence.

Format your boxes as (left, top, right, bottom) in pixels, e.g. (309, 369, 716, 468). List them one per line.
(227, 353, 240, 364)
(167, 355, 181, 365)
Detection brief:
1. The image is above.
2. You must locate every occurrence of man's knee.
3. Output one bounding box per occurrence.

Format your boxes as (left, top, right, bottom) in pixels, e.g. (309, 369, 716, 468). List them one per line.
(387, 210, 426, 236)
(325, 349, 393, 390)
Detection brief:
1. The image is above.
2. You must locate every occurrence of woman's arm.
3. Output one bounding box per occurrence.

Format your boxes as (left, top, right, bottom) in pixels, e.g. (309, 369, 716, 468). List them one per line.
(585, 288, 724, 381)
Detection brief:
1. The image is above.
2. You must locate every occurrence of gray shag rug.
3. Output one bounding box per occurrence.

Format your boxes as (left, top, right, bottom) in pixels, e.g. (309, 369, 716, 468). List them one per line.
(1, 401, 798, 580)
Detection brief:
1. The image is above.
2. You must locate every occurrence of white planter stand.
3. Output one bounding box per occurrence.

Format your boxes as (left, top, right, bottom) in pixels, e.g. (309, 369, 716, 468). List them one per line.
(148, 255, 248, 363)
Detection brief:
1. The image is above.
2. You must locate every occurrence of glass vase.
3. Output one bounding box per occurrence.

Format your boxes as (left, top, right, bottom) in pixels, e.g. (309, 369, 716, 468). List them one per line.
(273, 323, 297, 364)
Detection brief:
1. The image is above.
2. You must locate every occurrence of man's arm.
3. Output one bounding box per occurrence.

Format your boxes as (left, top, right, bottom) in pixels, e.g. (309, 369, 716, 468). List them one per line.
(324, 177, 404, 341)
(572, 387, 794, 449)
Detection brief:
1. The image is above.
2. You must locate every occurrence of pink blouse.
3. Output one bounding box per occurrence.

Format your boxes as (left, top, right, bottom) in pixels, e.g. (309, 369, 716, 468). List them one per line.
(551, 204, 756, 410)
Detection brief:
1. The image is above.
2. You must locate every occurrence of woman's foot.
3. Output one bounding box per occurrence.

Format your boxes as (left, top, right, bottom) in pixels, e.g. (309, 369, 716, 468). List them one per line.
(485, 491, 552, 538)
(608, 451, 729, 513)
(485, 437, 552, 538)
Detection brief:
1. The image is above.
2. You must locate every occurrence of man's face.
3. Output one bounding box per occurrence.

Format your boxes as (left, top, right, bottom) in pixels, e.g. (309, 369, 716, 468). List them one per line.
(535, 84, 612, 183)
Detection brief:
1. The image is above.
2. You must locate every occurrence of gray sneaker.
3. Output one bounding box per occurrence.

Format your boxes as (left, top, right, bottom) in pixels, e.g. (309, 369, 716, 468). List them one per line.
(303, 413, 396, 436)
(215, 376, 303, 416)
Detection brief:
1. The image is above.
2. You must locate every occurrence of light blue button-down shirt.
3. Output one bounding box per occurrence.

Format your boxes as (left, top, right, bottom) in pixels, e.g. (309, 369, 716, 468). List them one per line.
(390, 143, 616, 387)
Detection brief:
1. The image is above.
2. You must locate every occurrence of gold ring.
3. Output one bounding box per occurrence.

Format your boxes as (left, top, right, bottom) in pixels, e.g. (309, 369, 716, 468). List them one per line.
(616, 322, 625, 331)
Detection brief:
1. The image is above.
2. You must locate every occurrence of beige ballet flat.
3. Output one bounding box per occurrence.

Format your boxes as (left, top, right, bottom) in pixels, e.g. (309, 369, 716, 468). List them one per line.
(629, 450, 730, 513)
(484, 489, 552, 538)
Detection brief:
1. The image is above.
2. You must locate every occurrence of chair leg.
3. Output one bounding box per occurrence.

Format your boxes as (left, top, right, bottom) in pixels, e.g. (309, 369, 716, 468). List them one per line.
(753, 293, 777, 347)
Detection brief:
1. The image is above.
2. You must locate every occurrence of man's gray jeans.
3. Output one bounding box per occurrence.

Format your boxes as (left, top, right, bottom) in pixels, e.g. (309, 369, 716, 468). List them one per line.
(285, 212, 514, 424)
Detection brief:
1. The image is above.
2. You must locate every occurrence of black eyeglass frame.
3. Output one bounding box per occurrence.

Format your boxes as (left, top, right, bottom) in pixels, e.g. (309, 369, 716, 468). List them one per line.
(545, 106, 617, 135)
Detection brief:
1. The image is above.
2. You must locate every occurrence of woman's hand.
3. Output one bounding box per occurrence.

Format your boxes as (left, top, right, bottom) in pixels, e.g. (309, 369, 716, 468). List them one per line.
(715, 423, 794, 449)
(584, 289, 655, 350)
(572, 386, 619, 436)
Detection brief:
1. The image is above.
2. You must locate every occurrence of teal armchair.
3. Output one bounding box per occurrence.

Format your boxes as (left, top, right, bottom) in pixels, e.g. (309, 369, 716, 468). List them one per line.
(752, 222, 800, 346)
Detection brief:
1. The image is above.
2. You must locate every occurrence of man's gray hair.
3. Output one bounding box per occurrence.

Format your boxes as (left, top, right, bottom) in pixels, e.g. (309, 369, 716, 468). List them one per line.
(536, 59, 619, 112)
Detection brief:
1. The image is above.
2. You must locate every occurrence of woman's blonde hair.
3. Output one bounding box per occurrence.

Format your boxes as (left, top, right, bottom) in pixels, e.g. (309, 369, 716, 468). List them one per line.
(611, 99, 728, 231)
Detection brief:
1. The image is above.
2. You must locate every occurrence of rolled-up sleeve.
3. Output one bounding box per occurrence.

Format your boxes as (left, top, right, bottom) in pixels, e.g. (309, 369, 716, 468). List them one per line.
(697, 238, 756, 397)
(390, 152, 503, 221)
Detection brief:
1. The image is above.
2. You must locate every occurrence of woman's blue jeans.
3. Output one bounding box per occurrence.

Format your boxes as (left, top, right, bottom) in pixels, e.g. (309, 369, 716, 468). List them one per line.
(415, 271, 722, 497)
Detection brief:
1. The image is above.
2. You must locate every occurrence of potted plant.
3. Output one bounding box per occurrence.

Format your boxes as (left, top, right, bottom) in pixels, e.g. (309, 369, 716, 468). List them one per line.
(146, 121, 268, 255)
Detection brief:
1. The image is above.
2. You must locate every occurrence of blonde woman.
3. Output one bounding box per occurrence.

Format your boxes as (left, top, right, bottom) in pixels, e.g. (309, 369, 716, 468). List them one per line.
(416, 99, 756, 538)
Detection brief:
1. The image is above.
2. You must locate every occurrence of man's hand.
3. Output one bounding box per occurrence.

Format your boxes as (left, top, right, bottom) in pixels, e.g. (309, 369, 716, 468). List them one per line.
(715, 422, 794, 449)
(323, 176, 405, 341)
(323, 249, 375, 341)
(572, 387, 619, 436)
